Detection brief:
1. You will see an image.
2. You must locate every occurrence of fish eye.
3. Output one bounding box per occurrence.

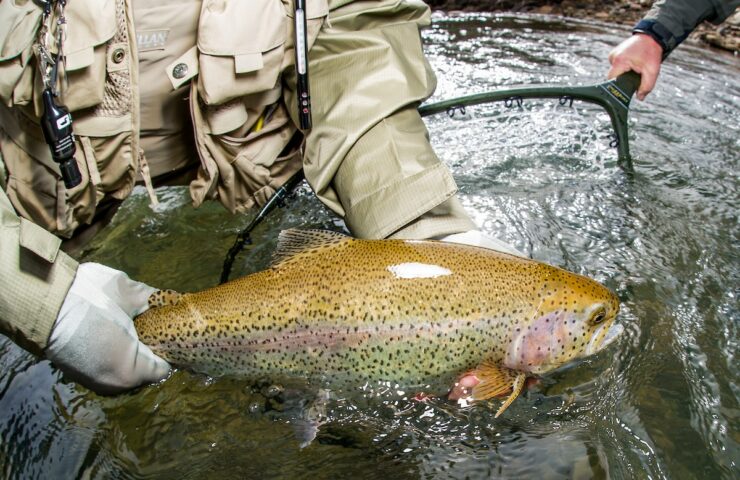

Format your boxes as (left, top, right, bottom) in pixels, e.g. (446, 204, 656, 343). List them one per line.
(590, 308, 607, 325)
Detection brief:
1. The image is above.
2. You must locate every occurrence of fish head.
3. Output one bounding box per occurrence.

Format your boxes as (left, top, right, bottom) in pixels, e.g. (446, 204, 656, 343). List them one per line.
(503, 267, 621, 375)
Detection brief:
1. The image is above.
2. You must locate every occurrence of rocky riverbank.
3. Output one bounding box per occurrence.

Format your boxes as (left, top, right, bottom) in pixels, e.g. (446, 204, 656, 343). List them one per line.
(426, 0, 739, 53)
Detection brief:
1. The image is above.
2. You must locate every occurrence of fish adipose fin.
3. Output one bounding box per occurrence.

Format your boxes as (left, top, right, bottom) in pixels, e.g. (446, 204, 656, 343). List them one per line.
(471, 361, 527, 417)
(272, 229, 351, 266)
(148, 289, 183, 309)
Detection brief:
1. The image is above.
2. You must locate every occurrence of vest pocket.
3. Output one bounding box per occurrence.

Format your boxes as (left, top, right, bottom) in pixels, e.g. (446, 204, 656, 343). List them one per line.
(189, 87, 302, 213)
(0, 0, 42, 106)
(189, 0, 329, 213)
(54, 0, 117, 112)
(196, 0, 288, 106)
(0, 0, 117, 114)
(1, 0, 134, 239)
(0, 123, 95, 237)
(0, 105, 135, 238)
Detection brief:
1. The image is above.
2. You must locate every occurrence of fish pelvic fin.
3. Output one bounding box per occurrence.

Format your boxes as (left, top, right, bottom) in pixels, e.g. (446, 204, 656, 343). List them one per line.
(272, 229, 352, 266)
(148, 289, 183, 309)
(470, 361, 527, 417)
(287, 388, 331, 449)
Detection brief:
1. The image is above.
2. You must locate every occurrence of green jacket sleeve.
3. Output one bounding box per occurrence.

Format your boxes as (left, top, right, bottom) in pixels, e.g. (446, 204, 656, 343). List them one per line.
(0, 187, 78, 356)
(635, 0, 740, 55)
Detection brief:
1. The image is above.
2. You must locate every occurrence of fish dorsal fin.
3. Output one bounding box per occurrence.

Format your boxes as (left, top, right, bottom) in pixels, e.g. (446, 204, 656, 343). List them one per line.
(471, 360, 527, 417)
(148, 289, 183, 309)
(271, 229, 351, 266)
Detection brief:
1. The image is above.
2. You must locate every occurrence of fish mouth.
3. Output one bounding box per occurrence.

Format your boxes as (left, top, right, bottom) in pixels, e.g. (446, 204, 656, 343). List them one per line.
(587, 322, 623, 355)
(602, 323, 624, 347)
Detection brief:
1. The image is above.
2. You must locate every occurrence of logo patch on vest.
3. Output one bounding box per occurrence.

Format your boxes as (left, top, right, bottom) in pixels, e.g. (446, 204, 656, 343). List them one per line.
(137, 30, 169, 51)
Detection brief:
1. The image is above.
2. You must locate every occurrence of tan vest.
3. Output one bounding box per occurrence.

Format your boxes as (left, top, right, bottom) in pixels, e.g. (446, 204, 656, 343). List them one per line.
(0, 0, 327, 238)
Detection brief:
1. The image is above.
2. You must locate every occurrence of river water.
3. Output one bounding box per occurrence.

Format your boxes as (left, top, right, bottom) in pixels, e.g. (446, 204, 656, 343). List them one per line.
(1, 13, 738, 479)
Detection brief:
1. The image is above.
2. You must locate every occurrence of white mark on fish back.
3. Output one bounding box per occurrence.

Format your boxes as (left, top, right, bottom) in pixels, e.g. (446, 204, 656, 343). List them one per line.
(387, 263, 452, 279)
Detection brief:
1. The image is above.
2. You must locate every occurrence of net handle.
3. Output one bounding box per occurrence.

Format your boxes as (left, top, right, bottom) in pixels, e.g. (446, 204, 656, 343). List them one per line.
(418, 71, 641, 168)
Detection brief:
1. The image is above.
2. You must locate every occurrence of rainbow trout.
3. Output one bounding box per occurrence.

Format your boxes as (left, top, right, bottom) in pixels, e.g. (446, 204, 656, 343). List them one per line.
(135, 230, 621, 416)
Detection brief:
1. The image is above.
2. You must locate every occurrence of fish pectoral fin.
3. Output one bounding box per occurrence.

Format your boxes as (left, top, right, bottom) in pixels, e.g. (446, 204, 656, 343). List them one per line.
(148, 289, 183, 309)
(470, 361, 527, 417)
(470, 361, 519, 401)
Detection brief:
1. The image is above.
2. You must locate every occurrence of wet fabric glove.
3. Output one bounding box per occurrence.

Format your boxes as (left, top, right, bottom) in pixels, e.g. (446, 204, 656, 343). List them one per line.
(439, 230, 526, 257)
(46, 263, 171, 394)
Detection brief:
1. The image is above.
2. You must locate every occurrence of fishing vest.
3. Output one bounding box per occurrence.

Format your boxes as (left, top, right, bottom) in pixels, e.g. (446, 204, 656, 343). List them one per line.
(0, 0, 328, 238)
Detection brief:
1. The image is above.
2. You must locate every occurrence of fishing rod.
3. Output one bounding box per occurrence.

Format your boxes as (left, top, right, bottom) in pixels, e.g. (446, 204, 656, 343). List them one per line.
(220, 169, 305, 284)
(220, 71, 641, 282)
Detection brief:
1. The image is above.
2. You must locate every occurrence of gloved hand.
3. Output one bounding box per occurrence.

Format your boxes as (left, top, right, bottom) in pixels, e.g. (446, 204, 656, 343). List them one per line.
(607, 33, 664, 101)
(438, 230, 526, 258)
(46, 262, 171, 394)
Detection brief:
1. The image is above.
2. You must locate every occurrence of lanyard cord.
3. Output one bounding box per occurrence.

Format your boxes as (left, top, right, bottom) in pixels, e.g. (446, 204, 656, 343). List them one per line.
(37, 0, 68, 95)
(36, 0, 82, 189)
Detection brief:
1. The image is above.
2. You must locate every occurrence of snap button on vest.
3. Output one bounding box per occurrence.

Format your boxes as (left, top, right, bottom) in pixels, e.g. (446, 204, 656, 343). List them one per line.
(112, 48, 126, 64)
(172, 63, 189, 79)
